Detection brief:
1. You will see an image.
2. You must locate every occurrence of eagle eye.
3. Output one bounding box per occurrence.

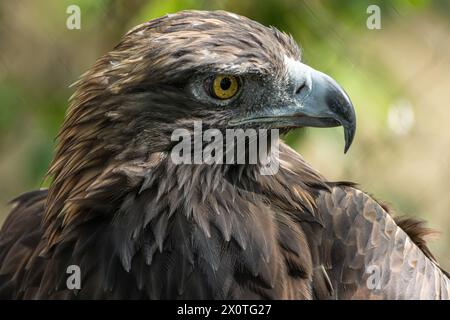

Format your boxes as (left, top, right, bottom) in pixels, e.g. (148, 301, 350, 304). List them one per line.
(206, 75, 240, 100)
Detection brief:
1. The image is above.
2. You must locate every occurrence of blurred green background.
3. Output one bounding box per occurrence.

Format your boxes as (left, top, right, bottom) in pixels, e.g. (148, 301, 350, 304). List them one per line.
(0, 0, 449, 269)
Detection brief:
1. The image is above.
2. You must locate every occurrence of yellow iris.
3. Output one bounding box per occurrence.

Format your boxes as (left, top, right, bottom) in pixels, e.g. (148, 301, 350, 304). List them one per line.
(211, 75, 239, 99)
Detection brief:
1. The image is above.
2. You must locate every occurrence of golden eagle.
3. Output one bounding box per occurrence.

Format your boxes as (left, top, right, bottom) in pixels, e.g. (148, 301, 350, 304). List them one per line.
(0, 10, 448, 299)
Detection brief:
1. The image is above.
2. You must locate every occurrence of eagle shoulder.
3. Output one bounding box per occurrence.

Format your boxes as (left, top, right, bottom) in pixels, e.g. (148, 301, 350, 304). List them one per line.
(316, 185, 450, 299)
(0, 189, 47, 298)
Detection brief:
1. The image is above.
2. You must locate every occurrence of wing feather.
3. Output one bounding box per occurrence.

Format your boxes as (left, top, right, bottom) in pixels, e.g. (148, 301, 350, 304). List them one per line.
(317, 186, 450, 299)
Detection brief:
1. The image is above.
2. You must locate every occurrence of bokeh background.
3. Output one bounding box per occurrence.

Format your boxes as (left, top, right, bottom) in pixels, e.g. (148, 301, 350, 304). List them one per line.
(0, 0, 449, 269)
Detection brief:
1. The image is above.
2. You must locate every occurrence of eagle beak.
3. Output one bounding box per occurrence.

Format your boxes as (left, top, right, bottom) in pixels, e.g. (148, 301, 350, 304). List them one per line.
(288, 62, 356, 153)
(229, 61, 356, 153)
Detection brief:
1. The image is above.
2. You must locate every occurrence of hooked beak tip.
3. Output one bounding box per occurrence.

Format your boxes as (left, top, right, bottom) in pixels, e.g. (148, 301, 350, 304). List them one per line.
(343, 123, 356, 154)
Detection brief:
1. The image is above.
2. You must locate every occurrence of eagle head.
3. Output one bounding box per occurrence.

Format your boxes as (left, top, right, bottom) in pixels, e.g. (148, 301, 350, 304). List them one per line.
(45, 10, 356, 231)
(61, 10, 355, 162)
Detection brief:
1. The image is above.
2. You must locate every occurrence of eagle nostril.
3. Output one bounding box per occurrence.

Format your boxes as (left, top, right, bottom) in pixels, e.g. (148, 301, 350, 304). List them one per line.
(295, 83, 307, 95)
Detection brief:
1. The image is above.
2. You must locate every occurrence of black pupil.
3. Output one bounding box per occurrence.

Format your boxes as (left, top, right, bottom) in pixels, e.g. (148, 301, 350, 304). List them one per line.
(220, 77, 232, 90)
